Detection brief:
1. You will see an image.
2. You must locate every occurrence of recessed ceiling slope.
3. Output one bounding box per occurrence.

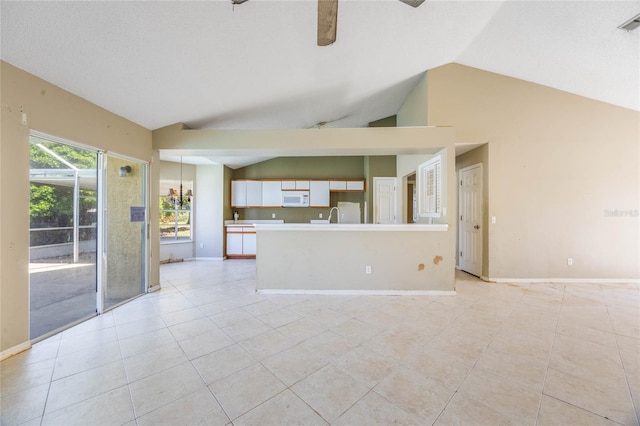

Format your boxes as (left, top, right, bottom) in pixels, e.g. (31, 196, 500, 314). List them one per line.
(1, 0, 502, 131)
(456, 1, 640, 111)
(1, 0, 637, 137)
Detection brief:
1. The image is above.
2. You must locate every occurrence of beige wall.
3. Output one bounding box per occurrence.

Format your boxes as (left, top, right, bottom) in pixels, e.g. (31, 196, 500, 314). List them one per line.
(428, 64, 639, 280)
(256, 229, 454, 292)
(0, 61, 155, 353)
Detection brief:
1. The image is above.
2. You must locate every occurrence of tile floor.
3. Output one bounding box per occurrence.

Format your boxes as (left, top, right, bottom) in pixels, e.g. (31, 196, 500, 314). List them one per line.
(1, 259, 639, 426)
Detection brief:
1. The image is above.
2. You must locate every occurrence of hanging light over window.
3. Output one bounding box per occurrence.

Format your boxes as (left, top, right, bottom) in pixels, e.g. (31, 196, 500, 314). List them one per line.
(165, 157, 192, 207)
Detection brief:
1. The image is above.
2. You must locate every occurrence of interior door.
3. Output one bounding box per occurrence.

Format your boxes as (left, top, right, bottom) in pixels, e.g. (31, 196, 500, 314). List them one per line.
(102, 154, 147, 309)
(373, 177, 397, 224)
(459, 164, 483, 276)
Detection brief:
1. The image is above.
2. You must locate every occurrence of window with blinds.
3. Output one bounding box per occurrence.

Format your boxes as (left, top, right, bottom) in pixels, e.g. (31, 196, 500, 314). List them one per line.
(417, 156, 442, 218)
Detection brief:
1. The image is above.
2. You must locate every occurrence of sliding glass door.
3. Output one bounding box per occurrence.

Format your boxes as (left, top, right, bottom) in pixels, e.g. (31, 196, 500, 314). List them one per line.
(29, 132, 149, 339)
(29, 134, 98, 339)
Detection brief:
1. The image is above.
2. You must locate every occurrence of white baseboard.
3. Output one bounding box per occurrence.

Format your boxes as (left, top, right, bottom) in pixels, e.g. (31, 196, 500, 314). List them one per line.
(0, 341, 31, 361)
(256, 289, 456, 296)
(488, 277, 639, 286)
(193, 257, 224, 261)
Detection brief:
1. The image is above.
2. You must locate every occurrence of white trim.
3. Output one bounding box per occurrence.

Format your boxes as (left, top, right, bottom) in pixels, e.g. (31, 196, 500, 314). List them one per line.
(193, 257, 225, 261)
(256, 289, 456, 296)
(254, 223, 448, 232)
(0, 341, 32, 361)
(488, 277, 639, 285)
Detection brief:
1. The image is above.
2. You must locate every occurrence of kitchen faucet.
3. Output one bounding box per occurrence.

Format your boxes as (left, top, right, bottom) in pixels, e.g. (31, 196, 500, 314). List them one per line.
(328, 206, 341, 223)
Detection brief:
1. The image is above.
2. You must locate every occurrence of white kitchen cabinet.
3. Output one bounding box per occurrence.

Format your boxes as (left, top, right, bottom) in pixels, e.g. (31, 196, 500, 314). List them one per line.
(246, 181, 263, 206)
(330, 179, 365, 192)
(226, 232, 243, 256)
(309, 181, 330, 207)
(231, 181, 247, 207)
(295, 180, 310, 190)
(347, 180, 365, 191)
(262, 181, 282, 207)
(242, 232, 257, 255)
(226, 226, 256, 258)
(281, 180, 296, 190)
(329, 180, 347, 191)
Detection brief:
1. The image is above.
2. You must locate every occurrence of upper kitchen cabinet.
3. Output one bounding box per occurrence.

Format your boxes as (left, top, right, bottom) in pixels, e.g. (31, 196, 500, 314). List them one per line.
(246, 181, 263, 207)
(231, 180, 263, 207)
(309, 181, 330, 207)
(231, 180, 247, 207)
(262, 181, 282, 207)
(330, 179, 366, 192)
(282, 180, 309, 190)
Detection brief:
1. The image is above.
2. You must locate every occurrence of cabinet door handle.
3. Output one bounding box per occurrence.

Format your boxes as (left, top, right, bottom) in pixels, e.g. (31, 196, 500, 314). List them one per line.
(474, 225, 480, 230)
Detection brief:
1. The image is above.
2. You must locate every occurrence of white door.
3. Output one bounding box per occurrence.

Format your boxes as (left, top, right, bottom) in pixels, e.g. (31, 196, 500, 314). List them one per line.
(459, 164, 483, 276)
(373, 177, 397, 224)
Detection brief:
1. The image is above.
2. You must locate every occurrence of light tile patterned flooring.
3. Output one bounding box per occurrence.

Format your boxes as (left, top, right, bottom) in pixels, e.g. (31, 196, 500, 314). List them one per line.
(2, 259, 639, 425)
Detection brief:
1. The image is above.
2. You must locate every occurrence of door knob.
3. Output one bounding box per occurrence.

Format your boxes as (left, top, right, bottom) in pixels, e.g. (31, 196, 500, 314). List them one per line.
(474, 225, 480, 229)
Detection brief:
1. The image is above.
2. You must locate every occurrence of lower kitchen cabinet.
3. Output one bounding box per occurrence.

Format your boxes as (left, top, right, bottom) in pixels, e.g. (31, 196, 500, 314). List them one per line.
(226, 226, 256, 258)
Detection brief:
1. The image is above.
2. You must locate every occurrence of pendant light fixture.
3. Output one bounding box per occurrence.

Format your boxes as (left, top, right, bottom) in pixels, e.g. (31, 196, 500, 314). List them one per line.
(166, 156, 193, 208)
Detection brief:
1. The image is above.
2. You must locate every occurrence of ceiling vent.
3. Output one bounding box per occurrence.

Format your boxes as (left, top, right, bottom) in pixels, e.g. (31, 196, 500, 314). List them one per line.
(618, 12, 640, 31)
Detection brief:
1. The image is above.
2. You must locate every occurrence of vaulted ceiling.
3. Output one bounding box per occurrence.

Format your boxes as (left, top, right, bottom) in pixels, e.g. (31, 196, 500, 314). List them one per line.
(2, 1, 638, 143)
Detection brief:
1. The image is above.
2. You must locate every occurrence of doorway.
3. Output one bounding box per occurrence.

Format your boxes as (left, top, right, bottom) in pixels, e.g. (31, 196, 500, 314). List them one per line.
(458, 163, 483, 277)
(29, 135, 99, 339)
(373, 177, 397, 224)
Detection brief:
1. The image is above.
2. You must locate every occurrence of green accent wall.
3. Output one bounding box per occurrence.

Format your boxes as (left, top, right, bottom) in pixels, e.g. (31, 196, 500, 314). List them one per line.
(368, 115, 397, 127)
(233, 156, 364, 179)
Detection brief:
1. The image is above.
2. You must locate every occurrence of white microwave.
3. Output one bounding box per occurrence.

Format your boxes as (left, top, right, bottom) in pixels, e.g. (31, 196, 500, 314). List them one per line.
(282, 191, 309, 207)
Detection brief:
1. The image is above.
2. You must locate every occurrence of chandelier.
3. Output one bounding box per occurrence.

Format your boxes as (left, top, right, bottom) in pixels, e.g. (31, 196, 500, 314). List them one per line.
(166, 156, 193, 208)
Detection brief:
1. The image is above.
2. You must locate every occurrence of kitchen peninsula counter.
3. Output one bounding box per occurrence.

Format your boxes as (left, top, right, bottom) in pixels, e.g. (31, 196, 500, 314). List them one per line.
(253, 223, 447, 232)
(254, 223, 455, 295)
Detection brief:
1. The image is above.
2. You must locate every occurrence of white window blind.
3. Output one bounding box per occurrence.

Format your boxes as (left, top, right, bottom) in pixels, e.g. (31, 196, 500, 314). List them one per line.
(417, 156, 442, 218)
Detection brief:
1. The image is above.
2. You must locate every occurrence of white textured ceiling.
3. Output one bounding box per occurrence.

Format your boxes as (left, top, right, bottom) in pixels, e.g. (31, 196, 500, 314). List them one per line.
(2, 0, 639, 165)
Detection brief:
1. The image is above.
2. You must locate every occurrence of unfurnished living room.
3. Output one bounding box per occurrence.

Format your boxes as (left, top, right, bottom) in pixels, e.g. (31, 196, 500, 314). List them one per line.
(1, 1, 639, 425)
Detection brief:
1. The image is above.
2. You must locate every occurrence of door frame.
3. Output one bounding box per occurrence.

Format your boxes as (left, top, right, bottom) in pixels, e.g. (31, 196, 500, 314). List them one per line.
(458, 163, 483, 276)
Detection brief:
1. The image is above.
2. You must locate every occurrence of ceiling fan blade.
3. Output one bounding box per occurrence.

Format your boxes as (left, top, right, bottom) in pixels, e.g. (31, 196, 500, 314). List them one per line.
(398, 0, 425, 7)
(317, 0, 338, 46)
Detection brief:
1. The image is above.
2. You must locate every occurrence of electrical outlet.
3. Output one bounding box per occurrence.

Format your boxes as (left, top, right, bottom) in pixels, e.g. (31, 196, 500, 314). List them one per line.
(567, 257, 573, 266)
(491, 216, 497, 224)
(200, 243, 204, 248)
(365, 265, 372, 274)
(319, 213, 323, 218)
(272, 213, 276, 218)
